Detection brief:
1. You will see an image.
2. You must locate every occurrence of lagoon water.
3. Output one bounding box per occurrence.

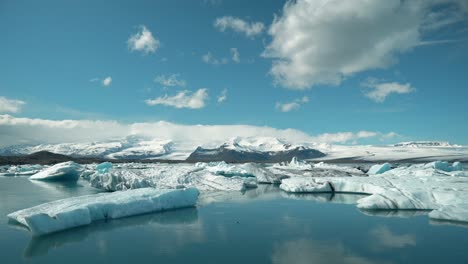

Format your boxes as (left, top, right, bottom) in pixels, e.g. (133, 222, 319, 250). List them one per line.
(1, 176, 468, 264)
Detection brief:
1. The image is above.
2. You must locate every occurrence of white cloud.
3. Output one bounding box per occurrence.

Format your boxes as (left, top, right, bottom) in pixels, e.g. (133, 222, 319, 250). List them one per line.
(154, 74, 186, 87)
(311, 131, 399, 144)
(0, 114, 401, 148)
(214, 16, 265, 37)
(102, 76, 112, 87)
(217, 88, 228, 103)
(128, 25, 160, 54)
(0, 97, 26, 113)
(230, 48, 240, 63)
(145, 89, 208, 109)
(202, 52, 229, 65)
(276, 96, 309, 112)
(362, 78, 414, 103)
(0, 114, 312, 148)
(263, 0, 468, 89)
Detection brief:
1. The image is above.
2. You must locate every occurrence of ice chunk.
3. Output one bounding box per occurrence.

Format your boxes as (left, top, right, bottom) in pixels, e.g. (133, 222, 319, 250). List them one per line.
(96, 162, 113, 174)
(313, 162, 365, 174)
(424, 161, 463, 172)
(30, 162, 83, 182)
(274, 157, 312, 170)
(85, 163, 251, 192)
(429, 204, 468, 223)
(0, 164, 43, 176)
(280, 177, 333, 193)
(368, 163, 392, 175)
(7, 187, 199, 236)
(279, 163, 468, 222)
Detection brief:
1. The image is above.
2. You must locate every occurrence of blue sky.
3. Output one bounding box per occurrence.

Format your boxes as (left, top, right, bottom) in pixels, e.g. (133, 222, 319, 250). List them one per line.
(1, 0, 468, 145)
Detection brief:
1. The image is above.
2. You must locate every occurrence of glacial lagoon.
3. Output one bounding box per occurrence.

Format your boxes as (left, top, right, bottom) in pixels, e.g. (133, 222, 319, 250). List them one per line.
(2, 175, 468, 264)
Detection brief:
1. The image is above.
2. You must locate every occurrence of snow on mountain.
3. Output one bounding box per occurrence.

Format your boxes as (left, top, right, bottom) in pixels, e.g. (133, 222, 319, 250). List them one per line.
(0, 135, 467, 162)
(187, 137, 325, 162)
(0, 136, 175, 160)
(393, 141, 460, 148)
(315, 143, 468, 162)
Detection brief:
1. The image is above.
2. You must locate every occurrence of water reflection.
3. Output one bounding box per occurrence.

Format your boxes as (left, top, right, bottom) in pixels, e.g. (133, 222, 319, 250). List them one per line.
(369, 225, 416, 249)
(359, 209, 430, 218)
(281, 192, 366, 204)
(271, 239, 389, 264)
(23, 207, 200, 258)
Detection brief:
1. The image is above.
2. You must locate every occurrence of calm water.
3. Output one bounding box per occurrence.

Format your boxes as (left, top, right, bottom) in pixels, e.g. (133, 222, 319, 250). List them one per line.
(1, 176, 468, 264)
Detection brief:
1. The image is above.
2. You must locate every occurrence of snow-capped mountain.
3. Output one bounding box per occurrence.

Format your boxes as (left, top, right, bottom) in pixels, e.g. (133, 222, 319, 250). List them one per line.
(393, 141, 461, 148)
(0, 136, 175, 160)
(0, 136, 467, 162)
(187, 137, 326, 162)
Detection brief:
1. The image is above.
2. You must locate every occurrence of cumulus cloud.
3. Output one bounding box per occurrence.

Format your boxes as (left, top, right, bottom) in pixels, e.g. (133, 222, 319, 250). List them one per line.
(145, 89, 208, 109)
(276, 96, 309, 112)
(311, 131, 399, 144)
(362, 78, 414, 103)
(263, 0, 468, 89)
(214, 16, 265, 38)
(230, 48, 240, 63)
(128, 25, 160, 54)
(0, 96, 26, 113)
(102, 76, 112, 87)
(217, 88, 228, 103)
(154, 74, 186, 87)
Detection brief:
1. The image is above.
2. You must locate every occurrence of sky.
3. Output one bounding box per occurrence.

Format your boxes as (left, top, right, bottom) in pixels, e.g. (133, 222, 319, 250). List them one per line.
(1, 0, 468, 146)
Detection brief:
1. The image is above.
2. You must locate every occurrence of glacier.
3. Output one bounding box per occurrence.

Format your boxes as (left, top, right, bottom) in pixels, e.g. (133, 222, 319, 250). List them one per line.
(29, 161, 83, 182)
(7, 187, 199, 236)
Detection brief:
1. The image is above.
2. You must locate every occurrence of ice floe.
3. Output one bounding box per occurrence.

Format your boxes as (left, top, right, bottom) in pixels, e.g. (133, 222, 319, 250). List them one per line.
(30, 161, 82, 182)
(8, 187, 199, 236)
(368, 163, 392, 175)
(84, 163, 254, 192)
(0, 164, 43, 176)
(280, 161, 468, 223)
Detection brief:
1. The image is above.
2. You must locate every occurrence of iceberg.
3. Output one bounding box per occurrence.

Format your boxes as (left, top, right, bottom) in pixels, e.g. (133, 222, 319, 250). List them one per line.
(30, 161, 83, 182)
(84, 163, 252, 192)
(96, 162, 113, 174)
(198, 161, 283, 184)
(7, 187, 199, 236)
(0, 164, 43, 176)
(280, 161, 468, 223)
(368, 163, 392, 175)
(424, 161, 463, 172)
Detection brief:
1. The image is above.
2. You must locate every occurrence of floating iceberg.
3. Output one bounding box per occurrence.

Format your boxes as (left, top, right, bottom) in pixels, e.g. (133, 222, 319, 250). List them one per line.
(280, 161, 468, 223)
(30, 161, 83, 182)
(313, 162, 365, 174)
(424, 161, 463, 172)
(7, 187, 199, 236)
(198, 161, 283, 184)
(96, 162, 113, 174)
(85, 163, 253, 192)
(0, 164, 43, 176)
(368, 163, 392, 175)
